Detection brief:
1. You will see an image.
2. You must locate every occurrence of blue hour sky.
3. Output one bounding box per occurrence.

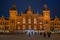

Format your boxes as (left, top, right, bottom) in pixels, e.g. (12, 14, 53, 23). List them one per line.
(0, 0, 60, 18)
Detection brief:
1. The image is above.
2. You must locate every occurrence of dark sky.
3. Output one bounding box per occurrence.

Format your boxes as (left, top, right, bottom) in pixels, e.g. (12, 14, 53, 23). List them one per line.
(0, 0, 60, 18)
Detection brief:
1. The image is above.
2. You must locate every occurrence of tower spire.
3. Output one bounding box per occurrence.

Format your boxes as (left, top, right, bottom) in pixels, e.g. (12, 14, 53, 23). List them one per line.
(12, 0, 16, 7)
(28, 5, 31, 11)
(10, 0, 16, 10)
(25, 4, 34, 14)
(43, 0, 49, 10)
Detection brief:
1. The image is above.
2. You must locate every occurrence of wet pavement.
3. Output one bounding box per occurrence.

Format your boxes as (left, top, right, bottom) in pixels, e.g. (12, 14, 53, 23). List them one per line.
(0, 33, 60, 40)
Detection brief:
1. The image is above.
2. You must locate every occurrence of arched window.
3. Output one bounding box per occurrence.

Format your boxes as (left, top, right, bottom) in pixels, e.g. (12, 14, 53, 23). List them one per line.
(0, 22, 2, 25)
(11, 20, 15, 25)
(34, 25, 37, 30)
(17, 21, 20, 24)
(28, 18, 31, 24)
(5, 26, 9, 30)
(28, 25, 31, 30)
(34, 18, 37, 24)
(23, 17, 26, 24)
(23, 25, 25, 30)
(39, 21, 43, 24)
(46, 20, 48, 24)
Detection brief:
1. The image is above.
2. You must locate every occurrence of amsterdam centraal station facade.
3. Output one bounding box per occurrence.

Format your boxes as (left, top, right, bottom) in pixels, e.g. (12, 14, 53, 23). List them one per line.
(0, 2, 60, 33)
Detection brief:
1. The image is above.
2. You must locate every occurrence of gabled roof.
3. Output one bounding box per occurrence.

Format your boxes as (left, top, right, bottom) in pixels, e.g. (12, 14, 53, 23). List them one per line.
(10, 1, 16, 10)
(25, 5, 34, 13)
(51, 16, 60, 21)
(43, 1, 49, 11)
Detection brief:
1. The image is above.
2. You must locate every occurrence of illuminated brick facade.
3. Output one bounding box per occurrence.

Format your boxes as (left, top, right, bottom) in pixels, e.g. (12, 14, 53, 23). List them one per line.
(0, 2, 60, 33)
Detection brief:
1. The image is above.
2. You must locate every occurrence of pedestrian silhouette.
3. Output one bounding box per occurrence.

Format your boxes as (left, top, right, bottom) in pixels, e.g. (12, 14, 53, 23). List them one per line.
(47, 32, 51, 38)
(43, 33, 46, 37)
(29, 32, 30, 37)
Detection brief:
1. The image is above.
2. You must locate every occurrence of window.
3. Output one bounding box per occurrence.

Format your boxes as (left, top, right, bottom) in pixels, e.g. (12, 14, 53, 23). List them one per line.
(34, 18, 37, 24)
(23, 25, 25, 30)
(59, 23, 60, 25)
(28, 18, 31, 24)
(23, 17, 26, 24)
(3, 22, 4, 25)
(54, 23, 56, 25)
(5, 22, 9, 25)
(12, 20, 15, 23)
(39, 21, 42, 24)
(17, 22, 20, 24)
(0, 22, 2, 25)
(11, 20, 15, 25)
(5, 26, 9, 30)
(17, 26, 20, 30)
(34, 25, 37, 30)
(46, 21, 48, 24)
(28, 25, 31, 29)
(0, 25, 2, 27)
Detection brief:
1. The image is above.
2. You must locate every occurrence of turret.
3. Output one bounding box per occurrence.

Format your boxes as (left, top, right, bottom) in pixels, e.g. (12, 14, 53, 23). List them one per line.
(9, 1, 17, 19)
(42, 1, 50, 32)
(25, 5, 34, 14)
(43, 2, 50, 20)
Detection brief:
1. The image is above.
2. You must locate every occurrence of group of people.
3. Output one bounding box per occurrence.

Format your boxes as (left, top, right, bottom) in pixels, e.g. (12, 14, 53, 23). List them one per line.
(42, 32, 51, 37)
(27, 32, 51, 38)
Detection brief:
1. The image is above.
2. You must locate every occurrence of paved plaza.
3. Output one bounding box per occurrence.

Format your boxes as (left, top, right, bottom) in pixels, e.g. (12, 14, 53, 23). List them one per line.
(0, 33, 60, 40)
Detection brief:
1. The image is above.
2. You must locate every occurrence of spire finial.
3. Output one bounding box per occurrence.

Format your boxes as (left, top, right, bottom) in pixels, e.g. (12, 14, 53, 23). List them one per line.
(55, 16, 57, 18)
(37, 10, 39, 14)
(12, 0, 16, 7)
(44, 0, 47, 8)
(10, 0, 16, 10)
(44, 4, 47, 8)
(2, 16, 4, 18)
(28, 5, 31, 10)
(25, 4, 33, 14)
(43, 0, 49, 10)
(21, 11, 22, 14)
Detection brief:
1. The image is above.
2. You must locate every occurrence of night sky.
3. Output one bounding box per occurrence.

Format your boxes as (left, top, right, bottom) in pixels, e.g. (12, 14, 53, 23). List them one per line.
(0, 0, 60, 18)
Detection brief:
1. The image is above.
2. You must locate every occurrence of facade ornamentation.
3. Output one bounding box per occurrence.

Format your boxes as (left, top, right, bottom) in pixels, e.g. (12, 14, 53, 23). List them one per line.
(0, 2, 60, 33)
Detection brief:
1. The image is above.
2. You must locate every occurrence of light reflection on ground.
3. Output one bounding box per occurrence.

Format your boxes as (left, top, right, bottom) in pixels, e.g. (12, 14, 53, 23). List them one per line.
(0, 33, 60, 40)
